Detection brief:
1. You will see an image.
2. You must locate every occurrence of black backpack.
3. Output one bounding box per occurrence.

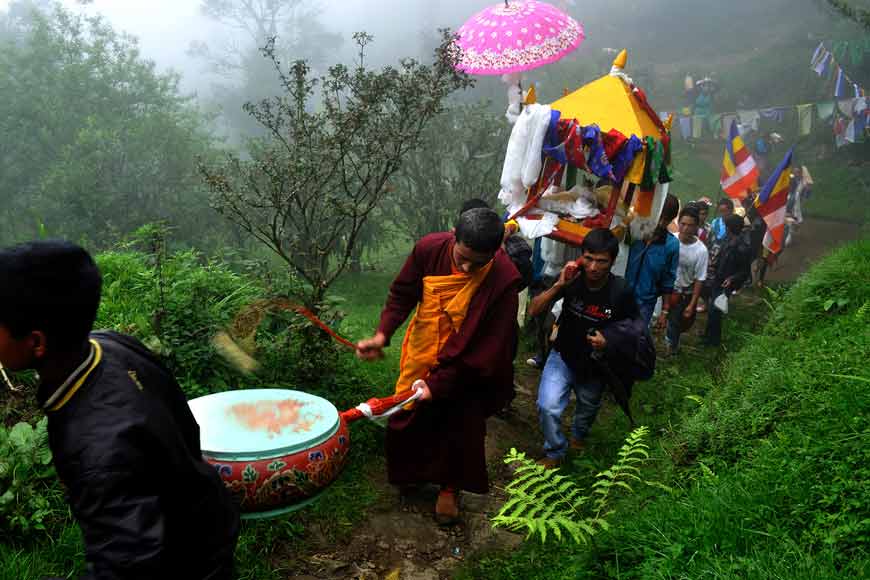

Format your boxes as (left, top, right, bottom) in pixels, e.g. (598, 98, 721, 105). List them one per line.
(605, 277, 657, 382)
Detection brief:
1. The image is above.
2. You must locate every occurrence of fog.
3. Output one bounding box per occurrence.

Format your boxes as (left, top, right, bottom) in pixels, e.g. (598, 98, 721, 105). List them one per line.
(4, 0, 860, 110)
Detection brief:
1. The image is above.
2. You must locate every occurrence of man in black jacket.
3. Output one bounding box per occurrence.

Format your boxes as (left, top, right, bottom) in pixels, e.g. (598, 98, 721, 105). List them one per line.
(528, 229, 645, 468)
(703, 215, 753, 347)
(0, 241, 239, 579)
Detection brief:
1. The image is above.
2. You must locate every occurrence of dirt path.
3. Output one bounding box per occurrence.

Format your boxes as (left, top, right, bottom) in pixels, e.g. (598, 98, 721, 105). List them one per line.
(290, 378, 542, 580)
(765, 218, 862, 283)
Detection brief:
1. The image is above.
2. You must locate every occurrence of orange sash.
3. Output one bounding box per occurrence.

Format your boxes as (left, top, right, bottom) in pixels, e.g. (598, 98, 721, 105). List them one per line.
(394, 261, 493, 395)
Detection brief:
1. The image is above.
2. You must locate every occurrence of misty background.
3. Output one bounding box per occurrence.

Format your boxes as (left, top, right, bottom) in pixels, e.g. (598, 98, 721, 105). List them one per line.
(6, 0, 865, 124)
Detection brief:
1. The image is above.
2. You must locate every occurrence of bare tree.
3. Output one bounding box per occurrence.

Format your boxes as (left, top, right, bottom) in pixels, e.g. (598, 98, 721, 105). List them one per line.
(190, 0, 342, 137)
(199, 30, 473, 308)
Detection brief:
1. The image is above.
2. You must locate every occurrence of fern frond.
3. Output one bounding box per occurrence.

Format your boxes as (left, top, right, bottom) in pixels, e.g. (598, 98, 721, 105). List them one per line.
(493, 426, 652, 544)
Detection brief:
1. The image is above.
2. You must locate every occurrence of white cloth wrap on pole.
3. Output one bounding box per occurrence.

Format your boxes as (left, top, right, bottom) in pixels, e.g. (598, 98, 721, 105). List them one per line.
(500, 103, 553, 202)
(504, 73, 522, 124)
(355, 388, 425, 424)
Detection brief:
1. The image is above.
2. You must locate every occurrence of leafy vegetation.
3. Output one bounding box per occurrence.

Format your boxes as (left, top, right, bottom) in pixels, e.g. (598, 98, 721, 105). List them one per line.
(825, 0, 870, 30)
(192, 0, 343, 140)
(0, 418, 61, 538)
(389, 102, 508, 240)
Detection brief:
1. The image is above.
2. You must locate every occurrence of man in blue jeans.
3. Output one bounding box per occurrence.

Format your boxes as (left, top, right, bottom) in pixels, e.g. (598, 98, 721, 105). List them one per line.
(528, 229, 642, 468)
(625, 194, 680, 326)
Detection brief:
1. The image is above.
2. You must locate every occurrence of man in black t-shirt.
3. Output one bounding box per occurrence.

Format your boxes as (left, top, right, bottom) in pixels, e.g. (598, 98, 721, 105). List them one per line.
(528, 229, 642, 468)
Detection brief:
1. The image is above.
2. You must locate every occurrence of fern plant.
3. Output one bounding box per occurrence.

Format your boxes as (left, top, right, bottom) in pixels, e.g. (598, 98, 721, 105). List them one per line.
(492, 426, 650, 544)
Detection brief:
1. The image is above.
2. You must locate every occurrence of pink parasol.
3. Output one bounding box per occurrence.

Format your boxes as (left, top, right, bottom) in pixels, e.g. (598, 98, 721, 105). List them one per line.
(455, 0, 585, 76)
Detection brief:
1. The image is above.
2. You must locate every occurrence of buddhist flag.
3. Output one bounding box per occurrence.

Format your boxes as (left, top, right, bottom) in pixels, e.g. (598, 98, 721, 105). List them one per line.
(720, 120, 759, 200)
(755, 147, 794, 255)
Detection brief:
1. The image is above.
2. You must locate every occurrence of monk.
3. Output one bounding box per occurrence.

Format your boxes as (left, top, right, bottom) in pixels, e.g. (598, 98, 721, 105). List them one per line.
(357, 208, 520, 524)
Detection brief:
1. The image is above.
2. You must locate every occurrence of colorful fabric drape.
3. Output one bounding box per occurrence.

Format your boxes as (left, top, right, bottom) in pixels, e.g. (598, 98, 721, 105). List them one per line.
(641, 137, 663, 191)
(539, 118, 669, 187)
(625, 149, 646, 185)
(611, 136, 644, 183)
(834, 67, 848, 99)
(759, 108, 786, 123)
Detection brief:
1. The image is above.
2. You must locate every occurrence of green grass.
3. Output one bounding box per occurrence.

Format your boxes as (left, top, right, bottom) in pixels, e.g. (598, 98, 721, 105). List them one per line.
(805, 152, 870, 224)
(668, 141, 722, 202)
(458, 239, 870, 579)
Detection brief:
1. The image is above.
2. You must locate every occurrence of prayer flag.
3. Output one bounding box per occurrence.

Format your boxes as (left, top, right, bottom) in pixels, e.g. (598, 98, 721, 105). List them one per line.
(810, 41, 825, 67)
(813, 51, 831, 77)
(834, 67, 848, 98)
(755, 147, 793, 255)
(720, 120, 759, 200)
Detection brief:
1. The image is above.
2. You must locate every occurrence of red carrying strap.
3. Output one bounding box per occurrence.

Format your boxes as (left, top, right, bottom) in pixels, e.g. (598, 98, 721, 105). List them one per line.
(290, 304, 357, 351)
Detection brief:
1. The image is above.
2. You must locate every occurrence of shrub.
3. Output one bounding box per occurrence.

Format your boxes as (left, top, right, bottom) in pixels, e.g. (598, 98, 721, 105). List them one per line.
(0, 418, 64, 536)
(97, 249, 272, 398)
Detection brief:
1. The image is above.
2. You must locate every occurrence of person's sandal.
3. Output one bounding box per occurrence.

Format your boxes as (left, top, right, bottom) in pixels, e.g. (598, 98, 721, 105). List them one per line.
(536, 456, 563, 469)
(435, 487, 461, 525)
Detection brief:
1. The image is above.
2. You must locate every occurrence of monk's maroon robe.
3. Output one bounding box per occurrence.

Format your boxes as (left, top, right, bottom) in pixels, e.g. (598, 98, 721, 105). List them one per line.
(377, 232, 520, 493)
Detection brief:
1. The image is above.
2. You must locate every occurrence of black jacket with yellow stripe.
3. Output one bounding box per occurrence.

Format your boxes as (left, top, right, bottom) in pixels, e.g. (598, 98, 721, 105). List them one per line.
(40, 331, 239, 579)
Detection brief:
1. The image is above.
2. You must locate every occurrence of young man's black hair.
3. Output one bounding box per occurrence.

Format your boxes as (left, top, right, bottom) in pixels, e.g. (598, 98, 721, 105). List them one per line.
(454, 207, 505, 254)
(725, 213, 744, 234)
(679, 205, 701, 224)
(718, 197, 735, 211)
(0, 240, 101, 349)
(459, 198, 491, 215)
(581, 227, 620, 261)
(660, 193, 681, 224)
(0, 240, 240, 579)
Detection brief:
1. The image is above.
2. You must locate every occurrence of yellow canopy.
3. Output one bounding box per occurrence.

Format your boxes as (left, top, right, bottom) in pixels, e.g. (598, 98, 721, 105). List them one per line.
(549, 50, 661, 139)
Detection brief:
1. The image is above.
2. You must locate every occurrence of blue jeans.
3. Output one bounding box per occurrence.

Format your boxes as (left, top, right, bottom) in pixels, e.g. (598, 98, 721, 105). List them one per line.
(537, 350, 604, 460)
(638, 300, 657, 328)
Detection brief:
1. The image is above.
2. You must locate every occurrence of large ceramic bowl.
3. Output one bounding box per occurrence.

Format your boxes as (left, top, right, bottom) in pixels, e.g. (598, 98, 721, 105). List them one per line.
(189, 389, 351, 519)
